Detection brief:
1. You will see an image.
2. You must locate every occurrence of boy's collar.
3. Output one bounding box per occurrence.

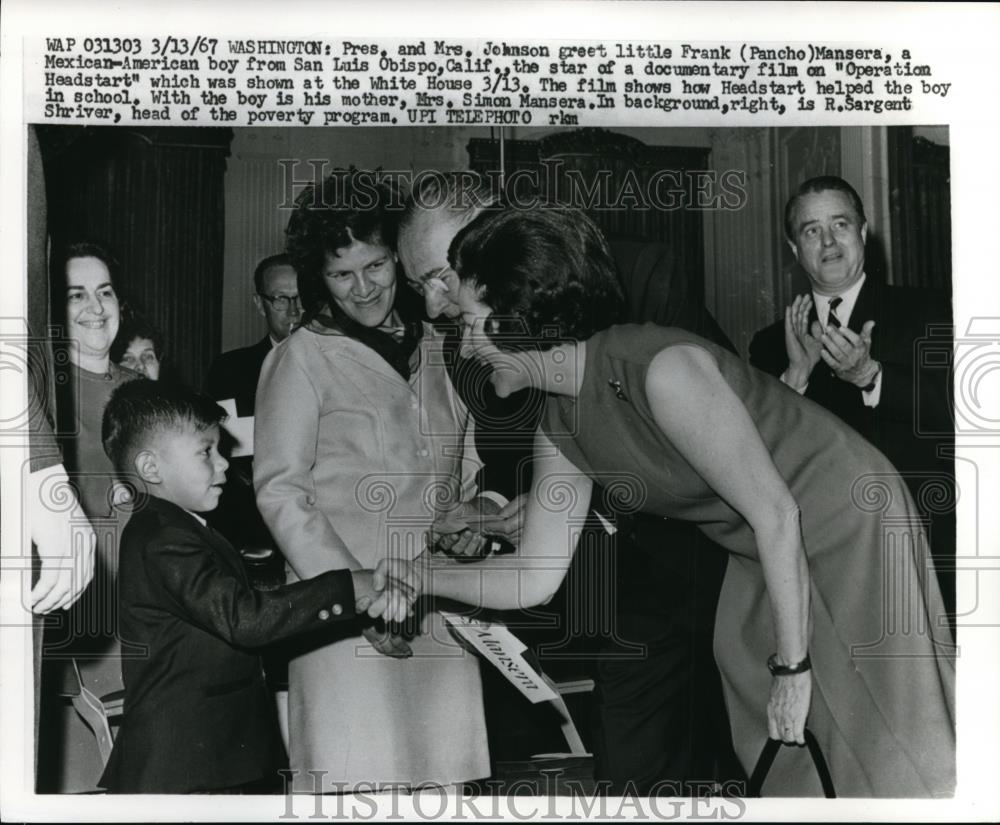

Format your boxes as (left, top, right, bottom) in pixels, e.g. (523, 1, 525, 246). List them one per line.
(147, 493, 210, 527)
(183, 508, 208, 527)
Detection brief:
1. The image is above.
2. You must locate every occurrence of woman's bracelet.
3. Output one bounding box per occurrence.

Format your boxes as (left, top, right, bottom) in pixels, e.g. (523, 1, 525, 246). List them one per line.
(767, 652, 811, 676)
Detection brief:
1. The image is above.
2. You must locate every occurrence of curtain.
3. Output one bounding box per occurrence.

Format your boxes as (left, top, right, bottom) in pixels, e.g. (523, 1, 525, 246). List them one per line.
(889, 130, 952, 290)
(37, 126, 232, 388)
(467, 128, 709, 301)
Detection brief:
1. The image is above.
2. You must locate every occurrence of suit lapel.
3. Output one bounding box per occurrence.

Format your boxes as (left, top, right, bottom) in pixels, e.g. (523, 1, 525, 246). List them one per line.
(252, 336, 273, 372)
(847, 278, 884, 359)
(848, 277, 877, 334)
(198, 520, 248, 581)
(151, 496, 247, 581)
(807, 299, 820, 330)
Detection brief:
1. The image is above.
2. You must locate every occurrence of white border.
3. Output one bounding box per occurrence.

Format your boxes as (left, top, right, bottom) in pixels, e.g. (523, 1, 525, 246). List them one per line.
(2, 1, 998, 821)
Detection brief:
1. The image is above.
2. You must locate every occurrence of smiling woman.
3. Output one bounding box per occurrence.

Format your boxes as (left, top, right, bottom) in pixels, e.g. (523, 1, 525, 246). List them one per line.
(321, 237, 398, 328)
(66, 252, 120, 371)
(53, 243, 139, 518)
(41, 241, 140, 792)
(254, 173, 490, 792)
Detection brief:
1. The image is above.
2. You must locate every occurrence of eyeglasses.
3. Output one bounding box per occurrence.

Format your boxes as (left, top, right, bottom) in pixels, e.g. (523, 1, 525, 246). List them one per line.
(406, 266, 455, 297)
(258, 294, 301, 311)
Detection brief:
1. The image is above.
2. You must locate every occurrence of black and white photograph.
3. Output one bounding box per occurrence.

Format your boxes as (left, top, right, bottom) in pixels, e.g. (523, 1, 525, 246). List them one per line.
(2, 2, 998, 822)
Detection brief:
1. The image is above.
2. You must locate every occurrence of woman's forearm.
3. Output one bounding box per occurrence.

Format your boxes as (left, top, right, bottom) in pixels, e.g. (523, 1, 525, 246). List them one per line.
(754, 503, 810, 664)
(426, 553, 564, 610)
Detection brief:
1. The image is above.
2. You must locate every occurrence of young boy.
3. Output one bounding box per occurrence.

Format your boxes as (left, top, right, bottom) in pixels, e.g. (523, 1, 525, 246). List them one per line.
(97, 379, 403, 794)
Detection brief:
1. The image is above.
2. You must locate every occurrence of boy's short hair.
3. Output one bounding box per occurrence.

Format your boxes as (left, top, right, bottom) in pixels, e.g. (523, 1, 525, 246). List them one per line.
(102, 379, 226, 474)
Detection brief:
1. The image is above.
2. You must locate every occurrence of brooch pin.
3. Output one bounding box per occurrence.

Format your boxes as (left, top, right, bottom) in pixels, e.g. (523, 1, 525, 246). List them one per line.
(608, 379, 627, 401)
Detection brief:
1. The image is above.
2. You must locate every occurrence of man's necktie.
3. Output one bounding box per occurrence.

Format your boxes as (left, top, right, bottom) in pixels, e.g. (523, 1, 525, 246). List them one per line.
(827, 296, 843, 329)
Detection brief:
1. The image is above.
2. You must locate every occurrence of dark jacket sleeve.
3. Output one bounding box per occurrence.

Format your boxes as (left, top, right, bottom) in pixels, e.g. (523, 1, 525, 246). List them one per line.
(203, 353, 230, 400)
(747, 321, 788, 379)
(470, 380, 542, 501)
(446, 331, 543, 499)
(877, 289, 953, 431)
(144, 525, 356, 648)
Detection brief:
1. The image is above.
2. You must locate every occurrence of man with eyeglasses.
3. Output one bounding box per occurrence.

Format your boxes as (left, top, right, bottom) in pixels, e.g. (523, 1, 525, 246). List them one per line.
(397, 175, 739, 794)
(206, 254, 301, 418)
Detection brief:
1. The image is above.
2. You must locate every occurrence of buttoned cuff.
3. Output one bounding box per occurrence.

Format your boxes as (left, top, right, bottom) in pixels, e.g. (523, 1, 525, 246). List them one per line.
(315, 569, 357, 622)
(861, 368, 883, 407)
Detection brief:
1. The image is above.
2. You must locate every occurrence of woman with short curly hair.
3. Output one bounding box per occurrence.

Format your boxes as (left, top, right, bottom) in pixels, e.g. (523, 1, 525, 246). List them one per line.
(379, 205, 955, 798)
(254, 172, 489, 792)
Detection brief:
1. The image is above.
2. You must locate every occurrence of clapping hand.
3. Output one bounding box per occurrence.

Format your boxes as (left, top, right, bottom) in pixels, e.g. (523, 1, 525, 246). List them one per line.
(783, 295, 823, 389)
(816, 319, 879, 387)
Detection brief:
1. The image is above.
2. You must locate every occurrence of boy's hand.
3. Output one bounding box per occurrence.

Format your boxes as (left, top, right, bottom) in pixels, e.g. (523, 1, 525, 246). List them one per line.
(351, 569, 377, 614)
(356, 566, 417, 625)
(362, 554, 430, 624)
(352, 568, 412, 619)
(373, 555, 428, 597)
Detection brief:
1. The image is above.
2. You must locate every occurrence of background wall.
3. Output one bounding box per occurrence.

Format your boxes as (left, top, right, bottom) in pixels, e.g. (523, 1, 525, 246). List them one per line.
(221, 126, 946, 358)
(221, 126, 710, 351)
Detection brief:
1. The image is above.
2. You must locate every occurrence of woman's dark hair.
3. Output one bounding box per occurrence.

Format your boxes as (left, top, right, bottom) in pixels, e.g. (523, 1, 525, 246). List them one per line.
(285, 171, 402, 322)
(51, 240, 121, 328)
(54, 240, 120, 283)
(110, 304, 164, 364)
(449, 207, 625, 351)
(284, 170, 421, 378)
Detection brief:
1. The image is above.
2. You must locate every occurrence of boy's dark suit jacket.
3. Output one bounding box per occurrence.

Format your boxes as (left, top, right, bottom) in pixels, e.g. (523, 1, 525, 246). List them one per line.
(100, 495, 357, 794)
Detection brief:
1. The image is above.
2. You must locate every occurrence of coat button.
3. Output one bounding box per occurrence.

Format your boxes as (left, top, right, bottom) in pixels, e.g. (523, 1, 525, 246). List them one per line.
(418, 448, 429, 457)
(318, 609, 330, 621)
(331, 603, 343, 616)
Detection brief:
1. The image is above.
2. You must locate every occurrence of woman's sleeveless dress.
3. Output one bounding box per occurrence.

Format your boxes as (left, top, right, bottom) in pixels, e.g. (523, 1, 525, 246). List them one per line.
(543, 324, 955, 797)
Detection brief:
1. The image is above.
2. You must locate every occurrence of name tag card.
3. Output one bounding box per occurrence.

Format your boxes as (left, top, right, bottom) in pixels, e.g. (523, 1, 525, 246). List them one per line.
(440, 611, 558, 704)
(217, 398, 254, 458)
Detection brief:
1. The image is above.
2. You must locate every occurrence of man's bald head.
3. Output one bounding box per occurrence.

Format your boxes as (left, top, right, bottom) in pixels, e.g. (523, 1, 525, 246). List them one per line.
(398, 173, 495, 320)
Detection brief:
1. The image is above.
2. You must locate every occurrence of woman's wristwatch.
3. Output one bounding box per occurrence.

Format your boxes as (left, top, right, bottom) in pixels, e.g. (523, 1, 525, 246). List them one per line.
(767, 652, 811, 676)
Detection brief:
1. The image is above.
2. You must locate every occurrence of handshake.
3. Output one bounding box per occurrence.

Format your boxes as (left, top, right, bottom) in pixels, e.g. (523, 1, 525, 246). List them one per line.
(351, 554, 429, 624)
